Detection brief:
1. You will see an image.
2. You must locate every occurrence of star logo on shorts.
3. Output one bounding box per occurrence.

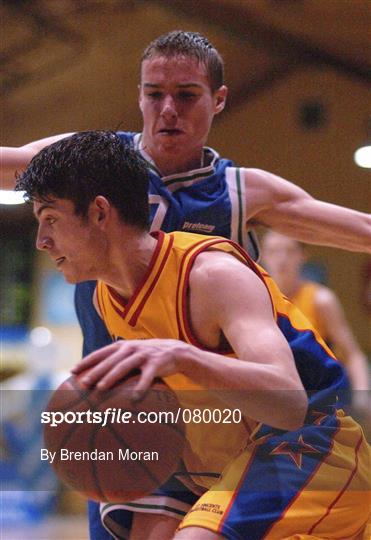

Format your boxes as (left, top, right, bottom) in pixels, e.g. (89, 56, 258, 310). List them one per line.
(270, 435, 320, 469)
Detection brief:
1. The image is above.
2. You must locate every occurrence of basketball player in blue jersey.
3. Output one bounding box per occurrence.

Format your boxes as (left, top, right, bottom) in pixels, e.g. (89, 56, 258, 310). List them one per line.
(16, 131, 370, 540)
(3, 31, 371, 540)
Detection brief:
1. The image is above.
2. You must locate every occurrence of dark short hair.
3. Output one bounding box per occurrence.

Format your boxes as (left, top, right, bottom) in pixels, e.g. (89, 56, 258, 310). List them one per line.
(141, 30, 224, 92)
(15, 131, 150, 230)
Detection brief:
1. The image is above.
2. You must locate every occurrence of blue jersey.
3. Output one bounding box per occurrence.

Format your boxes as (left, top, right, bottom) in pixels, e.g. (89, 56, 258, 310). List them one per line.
(122, 132, 258, 255)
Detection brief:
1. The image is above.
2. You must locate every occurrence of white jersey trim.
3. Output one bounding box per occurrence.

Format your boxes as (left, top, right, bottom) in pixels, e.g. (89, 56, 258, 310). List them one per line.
(134, 133, 220, 190)
(226, 167, 247, 250)
(226, 167, 260, 261)
(100, 495, 191, 539)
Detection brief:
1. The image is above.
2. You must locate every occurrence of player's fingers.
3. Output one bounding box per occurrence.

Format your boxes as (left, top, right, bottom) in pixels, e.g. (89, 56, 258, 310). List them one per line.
(78, 352, 126, 386)
(71, 346, 114, 373)
(71, 359, 99, 374)
(94, 352, 146, 390)
(131, 365, 157, 401)
(71, 341, 133, 373)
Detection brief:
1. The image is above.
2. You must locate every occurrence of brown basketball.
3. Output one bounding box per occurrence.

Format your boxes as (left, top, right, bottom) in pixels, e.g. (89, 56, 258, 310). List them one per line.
(43, 371, 185, 502)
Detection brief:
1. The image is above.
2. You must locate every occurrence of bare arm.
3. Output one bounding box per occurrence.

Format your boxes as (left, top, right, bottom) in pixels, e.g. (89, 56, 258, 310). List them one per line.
(72, 252, 307, 431)
(1, 133, 75, 189)
(314, 287, 370, 392)
(181, 251, 308, 429)
(244, 168, 371, 254)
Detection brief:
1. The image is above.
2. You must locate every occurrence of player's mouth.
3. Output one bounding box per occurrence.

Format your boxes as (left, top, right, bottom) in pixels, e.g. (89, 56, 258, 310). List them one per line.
(158, 128, 183, 136)
(55, 256, 66, 267)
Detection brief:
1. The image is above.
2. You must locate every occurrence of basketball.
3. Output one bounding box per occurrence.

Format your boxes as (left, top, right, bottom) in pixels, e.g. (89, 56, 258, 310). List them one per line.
(43, 372, 185, 502)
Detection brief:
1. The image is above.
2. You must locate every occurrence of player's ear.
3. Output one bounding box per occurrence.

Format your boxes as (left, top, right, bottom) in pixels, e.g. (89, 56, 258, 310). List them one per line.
(214, 85, 228, 115)
(91, 196, 111, 227)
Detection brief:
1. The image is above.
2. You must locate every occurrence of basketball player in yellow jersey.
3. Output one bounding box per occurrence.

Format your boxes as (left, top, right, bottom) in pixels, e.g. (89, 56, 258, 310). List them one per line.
(261, 231, 370, 421)
(17, 131, 370, 539)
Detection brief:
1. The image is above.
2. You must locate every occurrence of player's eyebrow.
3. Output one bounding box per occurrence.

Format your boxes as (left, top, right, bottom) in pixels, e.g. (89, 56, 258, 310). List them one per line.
(143, 83, 203, 89)
(34, 203, 55, 218)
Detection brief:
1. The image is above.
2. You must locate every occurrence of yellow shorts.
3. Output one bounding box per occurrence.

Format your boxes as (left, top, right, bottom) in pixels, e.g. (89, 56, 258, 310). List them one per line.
(178, 413, 370, 539)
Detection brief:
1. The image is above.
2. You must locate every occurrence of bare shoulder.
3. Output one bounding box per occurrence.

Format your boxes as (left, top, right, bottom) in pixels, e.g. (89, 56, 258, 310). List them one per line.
(190, 250, 250, 285)
(240, 168, 307, 220)
(241, 167, 307, 197)
(312, 285, 342, 320)
(240, 168, 275, 205)
(313, 284, 339, 309)
(241, 167, 284, 189)
(189, 249, 271, 306)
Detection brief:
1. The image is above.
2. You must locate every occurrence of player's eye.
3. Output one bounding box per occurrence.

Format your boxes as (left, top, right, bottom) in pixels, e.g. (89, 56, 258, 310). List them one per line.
(178, 92, 196, 100)
(147, 92, 162, 99)
(46, 217, 56, 225)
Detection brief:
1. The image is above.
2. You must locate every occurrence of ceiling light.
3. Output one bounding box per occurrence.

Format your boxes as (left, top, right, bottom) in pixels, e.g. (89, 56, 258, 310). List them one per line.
(354, 118, 371, 169)
(354, 143, 371, 169)
(0, 190, 26, 205)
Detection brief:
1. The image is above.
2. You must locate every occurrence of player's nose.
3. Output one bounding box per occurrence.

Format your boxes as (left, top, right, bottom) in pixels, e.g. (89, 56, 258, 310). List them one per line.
(36, 227, 53, 251)
(160, 95, 177, 120)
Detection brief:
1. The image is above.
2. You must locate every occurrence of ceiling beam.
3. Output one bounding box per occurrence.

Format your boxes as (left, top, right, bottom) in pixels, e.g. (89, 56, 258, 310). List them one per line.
(161, 0, 370, 84)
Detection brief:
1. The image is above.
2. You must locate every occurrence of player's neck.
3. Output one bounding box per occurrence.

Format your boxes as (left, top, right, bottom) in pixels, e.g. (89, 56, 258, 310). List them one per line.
(142, 139, 205, 176)
(101, 231, 157, 301)
(158, 155, 204, 176)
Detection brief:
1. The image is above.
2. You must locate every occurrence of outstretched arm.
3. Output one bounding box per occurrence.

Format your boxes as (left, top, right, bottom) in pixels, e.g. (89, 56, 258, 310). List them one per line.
(244, 168, 371, 254)
(1, 133, 75, 189)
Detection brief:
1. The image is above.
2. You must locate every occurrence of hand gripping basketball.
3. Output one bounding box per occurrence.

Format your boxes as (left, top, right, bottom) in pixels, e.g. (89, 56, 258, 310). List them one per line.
(43, 371, 185, 502)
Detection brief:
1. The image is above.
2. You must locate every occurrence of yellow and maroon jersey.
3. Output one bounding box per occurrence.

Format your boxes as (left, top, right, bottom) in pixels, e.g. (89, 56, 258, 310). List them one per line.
(96, 231, 348, 488)
(291, 281, 328, 340)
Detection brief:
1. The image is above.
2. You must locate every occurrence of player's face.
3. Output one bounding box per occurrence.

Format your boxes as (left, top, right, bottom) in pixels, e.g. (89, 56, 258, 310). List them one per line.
(34, 198, 104, 283)
(139, 55, 227, 171)
(261, 233, 305, 281)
